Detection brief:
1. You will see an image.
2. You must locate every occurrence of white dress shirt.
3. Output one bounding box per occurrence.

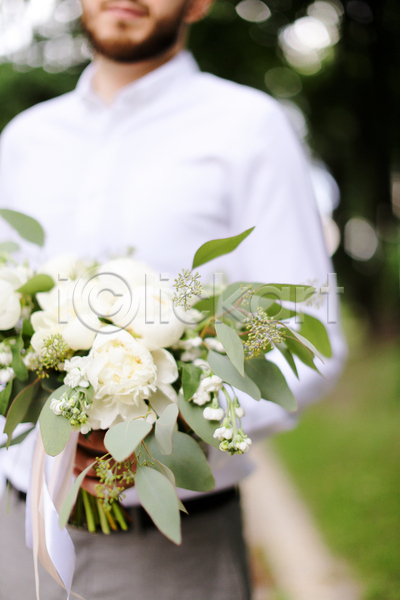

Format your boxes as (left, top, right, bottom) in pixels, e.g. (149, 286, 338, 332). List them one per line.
(0, 50, 346, 502)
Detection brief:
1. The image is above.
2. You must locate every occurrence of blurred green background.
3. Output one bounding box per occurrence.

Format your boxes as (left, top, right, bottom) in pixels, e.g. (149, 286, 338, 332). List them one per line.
(0, 1, 399, 598)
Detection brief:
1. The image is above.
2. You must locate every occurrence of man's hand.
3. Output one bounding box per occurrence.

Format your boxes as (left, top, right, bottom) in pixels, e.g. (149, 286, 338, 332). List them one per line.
(74, 430, 136, 496)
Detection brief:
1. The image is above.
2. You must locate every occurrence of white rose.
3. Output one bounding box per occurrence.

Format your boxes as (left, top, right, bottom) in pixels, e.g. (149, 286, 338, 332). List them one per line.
(86, 327, 179, 429)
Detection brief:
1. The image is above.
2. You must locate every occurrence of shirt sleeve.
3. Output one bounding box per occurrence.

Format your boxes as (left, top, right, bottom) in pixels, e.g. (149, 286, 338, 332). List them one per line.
(225, 100, 347, 440)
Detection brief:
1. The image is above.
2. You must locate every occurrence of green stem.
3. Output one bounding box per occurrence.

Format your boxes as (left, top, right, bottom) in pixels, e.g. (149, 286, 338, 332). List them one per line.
(82, 489, 97, 533)
(112, 502, 129, 531)
(105, 507, 118, 531)
(89, 492, 100, 528)
(222, 387, 238, 436)
(96, 498, 111, 535)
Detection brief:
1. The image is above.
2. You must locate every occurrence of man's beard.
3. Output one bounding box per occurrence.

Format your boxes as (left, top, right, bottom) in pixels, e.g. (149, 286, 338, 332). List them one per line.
(81, 4, 187, 64)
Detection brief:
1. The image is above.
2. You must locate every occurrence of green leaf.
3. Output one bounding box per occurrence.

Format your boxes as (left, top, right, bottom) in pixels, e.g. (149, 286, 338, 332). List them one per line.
(11, 337, 28, 382)
(22, 385, 49, 425)
(135, 464, 181, 545)
(105, 419, 152, 463)
(284, 327, 325, 364)
(207, 349, 261, 401)
(22, 318, 35, 337)
(39, 385, 73, 456)
(275, 342, 299, 379)
(17, 274, 54, 296)
(254, 284, 315, 304)
(264, 302, 297, 321)
(192, 227, 255, 270)
(151, 458, 176, 486)
(244, 358, 297, 412)
(299, 313, 332, 358)
(146, 431, 216, 492)
(59, 461, 97, 529)
(0, 426, 34, 449)
(0, 209, 45, 247)
(180, 363, 203, 402)
(284, 336, 320, 373)
(215, 321, 245, 376)
(177, 391, 220, 449)
(4, 378, 41, 447)
(192, 295, 219, 318)
(155, 403, 179, 456)
(0, 242, 19, 254)
(0, 380, 13, 417)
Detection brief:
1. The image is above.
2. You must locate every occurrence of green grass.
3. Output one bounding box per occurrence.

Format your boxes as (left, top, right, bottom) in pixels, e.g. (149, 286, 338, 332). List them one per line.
(272, 320, 400, 600)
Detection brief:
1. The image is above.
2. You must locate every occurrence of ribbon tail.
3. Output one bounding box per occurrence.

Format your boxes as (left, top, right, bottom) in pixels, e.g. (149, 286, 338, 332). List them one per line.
(29, 429, 80, 600)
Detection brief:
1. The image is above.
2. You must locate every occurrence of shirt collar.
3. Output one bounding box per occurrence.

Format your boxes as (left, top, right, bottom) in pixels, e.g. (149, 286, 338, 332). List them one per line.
(75, 50, 199, 108)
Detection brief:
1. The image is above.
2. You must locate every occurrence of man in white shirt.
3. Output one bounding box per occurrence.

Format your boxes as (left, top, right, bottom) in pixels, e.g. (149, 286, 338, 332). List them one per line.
(0, 1, 347, 598)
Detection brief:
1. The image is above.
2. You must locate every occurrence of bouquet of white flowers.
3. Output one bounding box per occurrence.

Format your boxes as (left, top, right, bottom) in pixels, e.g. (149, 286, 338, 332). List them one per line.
(0, 211, 332, 599)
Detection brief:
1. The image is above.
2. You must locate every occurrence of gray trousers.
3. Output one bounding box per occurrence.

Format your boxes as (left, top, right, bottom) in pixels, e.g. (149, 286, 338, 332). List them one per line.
(0, 487, 252, 600)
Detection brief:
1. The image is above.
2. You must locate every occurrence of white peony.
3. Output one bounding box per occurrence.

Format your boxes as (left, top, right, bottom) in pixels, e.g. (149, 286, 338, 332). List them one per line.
(111, 285, 186, 350)
(31, 280, 101, 353)
(85, 327, 178, 429)
(38, 254, 91, 283)
(0, 266, 31, 330)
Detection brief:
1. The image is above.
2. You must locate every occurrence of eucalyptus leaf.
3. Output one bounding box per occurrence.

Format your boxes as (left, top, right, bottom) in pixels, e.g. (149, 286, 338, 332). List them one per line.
(22, 385, 49, 425)
(180, 363, 203, 402)
(244, 358, 297, 412)
(215, 321, 245, 376)
(105, 419, 152, 463)
(284, 327, 325, 363)
(59, 461, 97, 529)
(135, 464, 181, 545)
(146, 431, 216, 492)
(11, 337, 28, 381)
(275, 342, 299, 379)
(193, 295, 219, 318)
(17, 274, 54, 296)
(155, 403, 179, 456)
(0, 242, 19, 254)
(192, 227, 254, 270)
(4, 378, 41, 447)
(39, 385, 73, 456)
(0, 380, 12, 417)
(151, 458, 176, 486)
(207, 350, 261, 401)
(299, 313, 332, 358)
(178, 499, 189, 514)
(284, 336, 320, 373)
(177, 391, 220, 449)
(0, 425, 34, 449)
(0, 209, 45, 247)
(254, 284, 315, 304)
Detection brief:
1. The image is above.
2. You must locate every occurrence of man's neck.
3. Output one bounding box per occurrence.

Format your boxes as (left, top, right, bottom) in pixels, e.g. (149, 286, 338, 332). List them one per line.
(92, 43, 183, 105)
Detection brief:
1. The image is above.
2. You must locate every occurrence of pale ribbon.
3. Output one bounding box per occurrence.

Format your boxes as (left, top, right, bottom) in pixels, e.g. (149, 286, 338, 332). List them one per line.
(26, 426, 84, 600)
